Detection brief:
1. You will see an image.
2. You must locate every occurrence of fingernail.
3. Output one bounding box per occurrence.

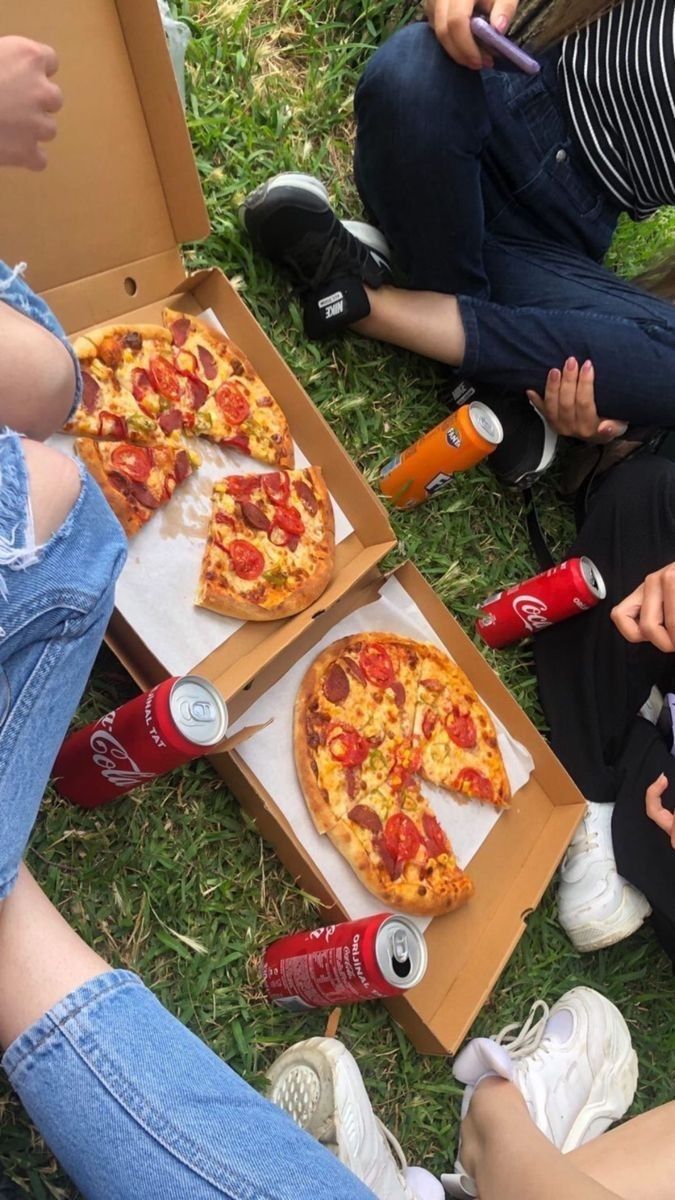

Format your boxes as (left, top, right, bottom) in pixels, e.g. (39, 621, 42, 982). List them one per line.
(581, 359, 593, 375)
(495, 14, 509, 31)
(526, 390, 537, 403)
(565, 357, 577, 371)
(548, 368, 561, 383)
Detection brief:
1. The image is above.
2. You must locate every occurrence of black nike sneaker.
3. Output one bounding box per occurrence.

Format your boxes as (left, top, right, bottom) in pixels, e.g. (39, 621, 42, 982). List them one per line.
(240, 173, 392, 339)
(442, 377, 558, 488)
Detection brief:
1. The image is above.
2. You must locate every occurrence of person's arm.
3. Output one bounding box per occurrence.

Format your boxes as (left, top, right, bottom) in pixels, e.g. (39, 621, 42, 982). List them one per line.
(0, 35, 62, 171)
(611, 564, 675, 653)
(527, 358, 627, 442)
(424, 0, 521, 69)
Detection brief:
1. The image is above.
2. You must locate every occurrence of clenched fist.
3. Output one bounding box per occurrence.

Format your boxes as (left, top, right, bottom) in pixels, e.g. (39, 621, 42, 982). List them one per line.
(425, 0, 521, 68)
(0, 36, 63, 171)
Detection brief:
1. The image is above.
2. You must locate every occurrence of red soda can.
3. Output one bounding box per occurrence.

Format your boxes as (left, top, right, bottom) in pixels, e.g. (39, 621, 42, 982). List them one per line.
(262, 913, 428, 1011)
(53, 675, 228, 808)
(476, 556, 606, 648)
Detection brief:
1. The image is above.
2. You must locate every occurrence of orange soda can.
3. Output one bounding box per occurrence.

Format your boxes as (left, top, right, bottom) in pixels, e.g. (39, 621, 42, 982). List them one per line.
(379, 401, 504, 510)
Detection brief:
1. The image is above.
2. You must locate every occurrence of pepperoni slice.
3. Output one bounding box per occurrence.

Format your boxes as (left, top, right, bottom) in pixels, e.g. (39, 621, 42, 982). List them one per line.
(223, 433, 250, 454)
(82, 371, 100, 413)
(269, 523, 290, 547)
(198, 345, 218, 380)
(421, 677, 444, 694)
(159, 408, 183, 435)
(359, 643, 395, 687)
(274, 505, 305, 537)
(99, 411, 128, 439)
(345, 767, 359, 800)
(446, 713, 477, 750)
(422, 709, 438, 739)
(131, 368, 154, 403)
(263, 472, 290, 505)
(241, 501, 271, 532)
(326, 723, 369, 766)
(348, 805, 382, 834)
(123, 331, 142, 352)
(226, 539, 264, 580)
(453, 767, 493, 803)
(343, 657, 366, 685)
(294, 479, 318, 514)
(227, 476, 258, 499)
(422, 812, 449, 858)
(215, 512, 236, 528)
(174, 450, 190, 483)
(216, 382, 250, 425)
(171, 318, 191, 347)
(323, 664, 350, 703)
(376, 835, 398, 880)
(111, 444, 152, 483)
(187, 377, 209, 410)
(383, 813, 421, 863)
(129, 479, 160, 510)
(390, 680, 406, 708)
(149, 357, 182, 404)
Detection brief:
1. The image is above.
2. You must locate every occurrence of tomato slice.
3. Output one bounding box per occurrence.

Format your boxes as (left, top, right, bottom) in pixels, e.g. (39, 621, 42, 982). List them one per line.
(453, 767, 493, 802)
(149, 356, 182, 404)
(359, 643, 395, 687)
(446, 712, 477, 750)
(263, 472, 291, 505)
(326, 723, 369, 766)
(225, 539, 264, 581)
(111, 444, 153, 483)
(99, 411, 128, 439)
(216, 382, 250, 425)
(274, 504, 305, 537)
(131, 368, 154, 403)
(383, 812, 421, 863)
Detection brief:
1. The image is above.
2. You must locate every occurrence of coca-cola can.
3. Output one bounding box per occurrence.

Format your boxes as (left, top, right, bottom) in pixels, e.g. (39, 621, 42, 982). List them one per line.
(476, 556, 606, 649)
(53, 675, 228, 808)
(262, 913, 428, 1011)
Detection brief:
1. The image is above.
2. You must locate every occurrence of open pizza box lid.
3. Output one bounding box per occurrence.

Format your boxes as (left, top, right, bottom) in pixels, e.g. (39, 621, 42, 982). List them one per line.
(216, 562, 586, 1056)
(0, 0, 397, 699)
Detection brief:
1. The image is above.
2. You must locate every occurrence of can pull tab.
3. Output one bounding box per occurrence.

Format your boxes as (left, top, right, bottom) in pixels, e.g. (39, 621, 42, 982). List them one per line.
(178, 699, 214, 725)
(390, 929, 412, 978)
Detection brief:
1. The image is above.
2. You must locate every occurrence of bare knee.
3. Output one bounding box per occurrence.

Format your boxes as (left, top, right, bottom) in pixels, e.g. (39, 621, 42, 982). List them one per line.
(22, 440, 81, 546)
(0, 303, 76, 440)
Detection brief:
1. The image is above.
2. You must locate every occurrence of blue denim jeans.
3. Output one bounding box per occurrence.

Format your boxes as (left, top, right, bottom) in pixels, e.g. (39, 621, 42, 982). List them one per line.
(3, 972, 375, 1200)
(354, 23, 675, 424)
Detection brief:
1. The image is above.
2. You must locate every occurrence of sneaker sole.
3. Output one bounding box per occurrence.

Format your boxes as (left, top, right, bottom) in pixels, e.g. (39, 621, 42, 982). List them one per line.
(560, 887, 652, 953)
(266, 1037, 353, 1152)
(559, 992, 638, 1151)
(240, 173, 330, 229)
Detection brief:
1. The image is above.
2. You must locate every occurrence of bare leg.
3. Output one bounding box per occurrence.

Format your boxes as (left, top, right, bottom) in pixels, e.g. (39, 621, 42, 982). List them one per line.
(22, 439, 81, 545)
(460, 1079, 623, 1200)
(0, 865, 108, 1048)
(352, 285, 466, 364)
(0, 301, 76, 439)
(568, 1103, 675, 1200)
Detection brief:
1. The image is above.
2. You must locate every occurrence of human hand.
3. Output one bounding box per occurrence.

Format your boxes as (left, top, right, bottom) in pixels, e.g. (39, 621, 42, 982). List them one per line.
(611, 565, 675, 652)
(424, 0, 520, 69)
(527, 358, 627, 442)
(0, 36, 62, 171)
(645, 773, 675, 847)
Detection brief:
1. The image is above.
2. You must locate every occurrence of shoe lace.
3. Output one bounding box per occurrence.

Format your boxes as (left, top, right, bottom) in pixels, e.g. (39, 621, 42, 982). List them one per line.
(493, 999, 551, 1060)
(280, 221, 373, 291)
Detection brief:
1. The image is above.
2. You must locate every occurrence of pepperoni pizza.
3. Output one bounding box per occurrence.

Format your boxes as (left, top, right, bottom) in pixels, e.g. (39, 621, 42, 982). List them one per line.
(295, 633, 511, 916)
(75, 438, 198, 537)
(196, 467, 335, 620)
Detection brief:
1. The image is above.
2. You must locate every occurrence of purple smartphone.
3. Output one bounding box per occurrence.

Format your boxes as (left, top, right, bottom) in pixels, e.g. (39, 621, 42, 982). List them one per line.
(469, 16, 540, 75)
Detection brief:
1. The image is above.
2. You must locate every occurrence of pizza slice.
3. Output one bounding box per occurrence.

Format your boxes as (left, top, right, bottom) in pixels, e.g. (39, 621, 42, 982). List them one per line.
(75, 438, 199, 537)
(413, 644, 511, 809)
(196, 467, 335, 620)
(162, 308, 294, 467)
(329, 779, 475, 916)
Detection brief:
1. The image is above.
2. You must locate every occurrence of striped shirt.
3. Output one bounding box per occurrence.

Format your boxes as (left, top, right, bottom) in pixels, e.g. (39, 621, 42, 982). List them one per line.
(559, 0, 675, 219)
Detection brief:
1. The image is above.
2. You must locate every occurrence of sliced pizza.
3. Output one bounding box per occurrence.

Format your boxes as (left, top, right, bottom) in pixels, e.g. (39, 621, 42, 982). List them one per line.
(196, 467, 334, 620)
(75, 437, 199, 537)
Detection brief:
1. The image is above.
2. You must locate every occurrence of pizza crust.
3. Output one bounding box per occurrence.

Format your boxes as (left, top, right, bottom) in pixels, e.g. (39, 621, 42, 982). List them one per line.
(75, 439, 138, 536)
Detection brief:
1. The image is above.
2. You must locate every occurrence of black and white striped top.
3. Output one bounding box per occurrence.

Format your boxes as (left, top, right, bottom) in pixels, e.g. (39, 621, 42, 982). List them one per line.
(559, 0, 675, 219)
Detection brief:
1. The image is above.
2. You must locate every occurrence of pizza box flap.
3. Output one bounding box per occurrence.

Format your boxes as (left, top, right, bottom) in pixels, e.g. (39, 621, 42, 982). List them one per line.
(213, 561, 585, 1055)
(0, 0, 209, 300)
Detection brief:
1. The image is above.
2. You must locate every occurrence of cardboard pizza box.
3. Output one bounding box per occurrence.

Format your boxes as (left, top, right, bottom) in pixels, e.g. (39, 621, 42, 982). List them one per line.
(0, 0, 395, 699)
(216, 562, 586, 1056)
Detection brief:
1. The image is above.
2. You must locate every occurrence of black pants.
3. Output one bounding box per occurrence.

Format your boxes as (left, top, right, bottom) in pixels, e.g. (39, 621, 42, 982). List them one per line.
(534, 456, 675, 960)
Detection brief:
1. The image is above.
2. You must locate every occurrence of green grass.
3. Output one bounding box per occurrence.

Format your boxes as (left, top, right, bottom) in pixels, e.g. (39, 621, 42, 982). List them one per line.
(3, 4, 675, 1194)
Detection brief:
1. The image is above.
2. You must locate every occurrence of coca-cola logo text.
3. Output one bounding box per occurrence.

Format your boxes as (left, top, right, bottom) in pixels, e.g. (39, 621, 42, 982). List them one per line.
(512, 594, 551, 633)
(89, 727, 155, 789)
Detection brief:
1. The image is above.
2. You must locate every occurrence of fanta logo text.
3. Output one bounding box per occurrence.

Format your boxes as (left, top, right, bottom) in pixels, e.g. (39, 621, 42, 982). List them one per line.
(512, 594, 551, 632)
(89, 729, 155, 788)
(446, 428, 462, 450)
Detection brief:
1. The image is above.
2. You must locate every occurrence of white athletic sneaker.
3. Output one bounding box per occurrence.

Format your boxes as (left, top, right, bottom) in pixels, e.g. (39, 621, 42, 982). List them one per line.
(266, 1037, 444, 1200)
(441, 987, 638, 1198)
(557, 801, 651, 951)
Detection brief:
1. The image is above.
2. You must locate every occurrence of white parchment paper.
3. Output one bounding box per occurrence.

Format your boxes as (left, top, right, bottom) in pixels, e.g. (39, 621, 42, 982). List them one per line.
(50, 310, 353, 677)
(230, 576, 534, 931)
